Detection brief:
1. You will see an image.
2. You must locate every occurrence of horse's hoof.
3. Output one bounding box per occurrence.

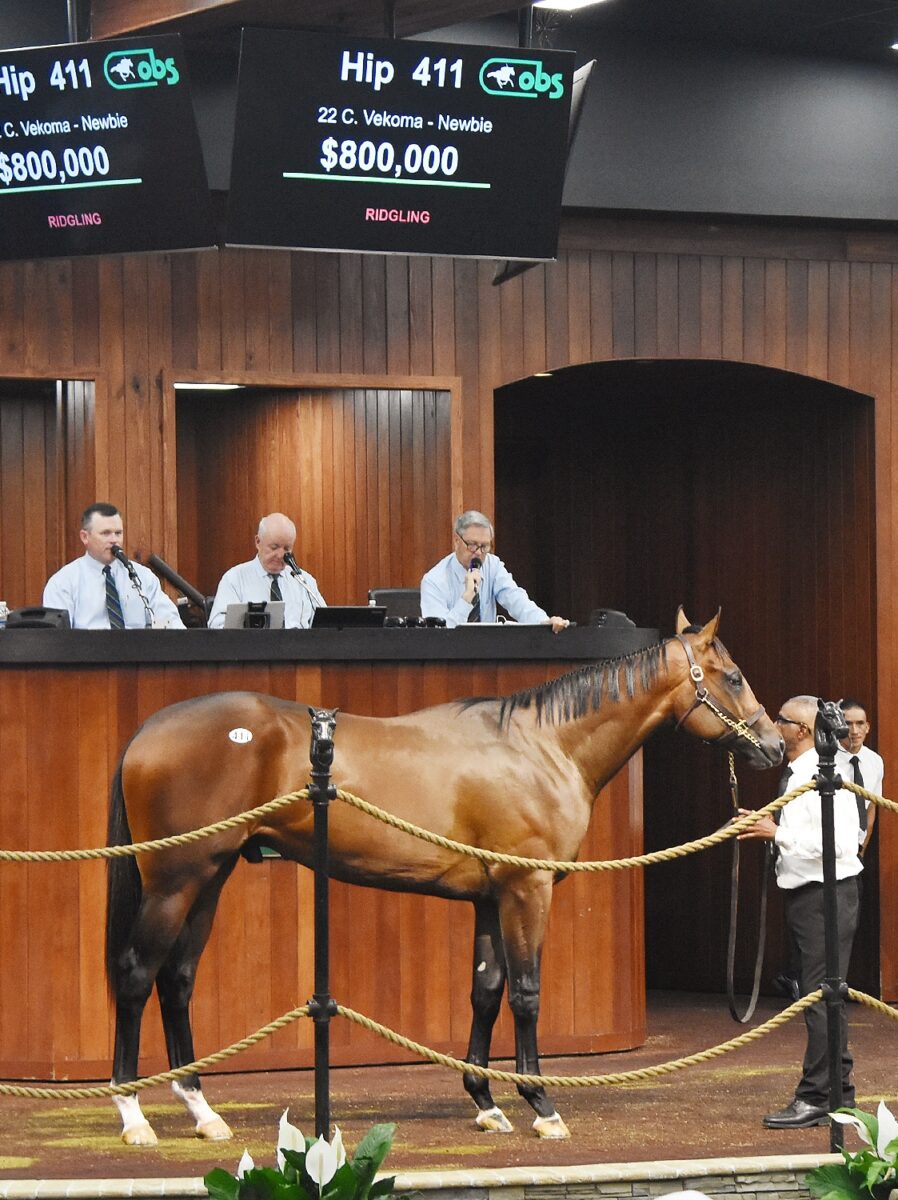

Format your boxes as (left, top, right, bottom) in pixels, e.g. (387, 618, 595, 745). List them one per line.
(475, 1106, 514, 1133)
(533, 1113, 571, 1140)
(121, 1122, 158, 1147)
(196, 1116, 234, 1141)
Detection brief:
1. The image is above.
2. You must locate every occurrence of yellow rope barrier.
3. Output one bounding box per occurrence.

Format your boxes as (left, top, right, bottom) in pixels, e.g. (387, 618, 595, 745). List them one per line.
(3, 989, 896, 1103)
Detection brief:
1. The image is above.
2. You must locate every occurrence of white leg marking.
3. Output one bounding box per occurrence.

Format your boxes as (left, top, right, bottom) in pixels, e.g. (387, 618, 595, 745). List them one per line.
(113, 1092, 158, 1146)
(172, 1080, 233, 1140)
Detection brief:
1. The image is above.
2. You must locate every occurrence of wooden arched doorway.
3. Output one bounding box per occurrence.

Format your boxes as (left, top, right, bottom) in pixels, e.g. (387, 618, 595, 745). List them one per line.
(495, 358, 879, 995)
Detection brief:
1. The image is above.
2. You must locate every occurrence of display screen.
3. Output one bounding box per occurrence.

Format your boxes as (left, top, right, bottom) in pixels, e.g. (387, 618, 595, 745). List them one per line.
(226, 29, 575, 261)
(0, 34, 213, 261)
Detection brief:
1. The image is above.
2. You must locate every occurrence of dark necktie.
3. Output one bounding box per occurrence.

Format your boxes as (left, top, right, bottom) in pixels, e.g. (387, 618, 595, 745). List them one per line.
(774, 763, 792, 824)
(467, 592, 480, 623)
(103, 564, 126, 629)
(850, 754, 867, 832)
(269, 573, 283, 603)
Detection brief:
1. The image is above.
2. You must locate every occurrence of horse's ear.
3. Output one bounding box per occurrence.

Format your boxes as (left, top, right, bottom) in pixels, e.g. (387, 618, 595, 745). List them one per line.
(694, 608, 722, 646)
(675, 606, 690, 634)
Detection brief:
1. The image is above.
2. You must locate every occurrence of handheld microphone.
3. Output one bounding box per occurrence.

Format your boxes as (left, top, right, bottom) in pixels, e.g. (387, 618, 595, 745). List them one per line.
(283, 550, 302, 576)
(469, 555, 482, 597)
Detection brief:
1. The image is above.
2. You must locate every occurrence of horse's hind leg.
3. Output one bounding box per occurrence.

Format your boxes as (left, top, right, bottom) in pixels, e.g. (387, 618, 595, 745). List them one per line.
(110, 888, 201, 1145)
(464, 898, 514, 1133)
(156, 865, 236, 1141)
(500, 873, 571, 1139)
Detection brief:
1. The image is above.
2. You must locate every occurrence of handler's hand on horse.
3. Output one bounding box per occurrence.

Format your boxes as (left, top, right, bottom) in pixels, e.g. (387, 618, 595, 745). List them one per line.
(736, 807, 777, 840)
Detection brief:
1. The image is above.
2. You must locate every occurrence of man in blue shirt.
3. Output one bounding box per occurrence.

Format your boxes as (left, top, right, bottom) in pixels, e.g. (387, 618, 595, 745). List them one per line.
(420, 509, 569, 631)
(43, 502, 184, 629)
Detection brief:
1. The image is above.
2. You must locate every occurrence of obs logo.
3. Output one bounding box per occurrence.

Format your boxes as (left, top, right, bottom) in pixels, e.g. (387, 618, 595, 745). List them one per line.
(103, 48, 180, 89)
(479, 57, 565, 100)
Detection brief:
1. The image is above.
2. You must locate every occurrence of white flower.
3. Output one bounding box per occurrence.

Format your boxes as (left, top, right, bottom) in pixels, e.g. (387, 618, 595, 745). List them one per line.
(832, 1101, 898, 1159)
(276, 1108, 306, 1172)
(236, 1150, 255, 1179)
(305, 1134, 339, 1188)
(331, 1126, 347, 1170)
(876, 1100, 898, 1158)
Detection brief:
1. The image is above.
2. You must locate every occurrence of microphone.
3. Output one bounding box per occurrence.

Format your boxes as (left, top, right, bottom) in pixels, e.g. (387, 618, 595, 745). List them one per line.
(469, 555, 482, 597)
(111, 544, 137, 576)
(283, 550, 302, 576)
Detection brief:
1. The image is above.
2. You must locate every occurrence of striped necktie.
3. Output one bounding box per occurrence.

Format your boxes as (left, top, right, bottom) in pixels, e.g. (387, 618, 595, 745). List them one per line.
(269, 573, 283, 602)
(103, 564, 126, 629)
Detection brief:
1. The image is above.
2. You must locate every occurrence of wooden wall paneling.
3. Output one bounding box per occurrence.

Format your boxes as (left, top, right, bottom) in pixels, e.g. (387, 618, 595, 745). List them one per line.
(763, 259, 787, 368)
(498, 270, 524, 386)
(96, 258, 126, 507)
(655, 253, 679, 357)
(23, 261, 51, 373)
(291, 253, 317, 373)
(677, 254, 702, 358)
(338, 255, 364, 374)
(610, 251, 635, 359)
(430, 255, 455, 377)
(545, 256, 570, 372)
(408, 256, 434, 375)
(0, 672, 30, 1072)
(362, 255, 387, 374)
(170, 252, 200, 372)
(243, 251, 272, 374)
(567, 250, 592, 367)
(46, 260, 75, 371)
(0, 261, 25, 363)
(520, 265, 546, 380)
(785, 258, 810, 375)
(741, 256, 765, 364)
(828, 261, 851, 387)
(474, 261, 500, 512)
(453, 259, 483, 509)
(805, 260, 830, 381)
(632, 251, 658, 358)
(699, 255, 722, 359)
(720, 256, 744, 361)
(587, 250, 613, 363)
(385, 254, 410, 377)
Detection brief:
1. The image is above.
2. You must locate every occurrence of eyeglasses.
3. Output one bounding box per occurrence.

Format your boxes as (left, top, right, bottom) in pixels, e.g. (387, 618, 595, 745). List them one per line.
(775, 713, 807, 729)
(458, 537, 492, 553)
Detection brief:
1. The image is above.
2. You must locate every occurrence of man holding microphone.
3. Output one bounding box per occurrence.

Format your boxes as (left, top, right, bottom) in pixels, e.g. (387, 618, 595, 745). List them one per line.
(420, 510, 569, 631)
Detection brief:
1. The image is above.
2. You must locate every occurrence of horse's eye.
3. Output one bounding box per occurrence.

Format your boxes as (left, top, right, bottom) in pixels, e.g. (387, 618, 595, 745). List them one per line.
(726, 671, 743, 689)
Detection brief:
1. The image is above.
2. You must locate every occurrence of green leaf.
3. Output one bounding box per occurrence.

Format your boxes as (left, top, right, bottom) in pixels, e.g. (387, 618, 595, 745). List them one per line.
(322, 1163, 359, 1200)
(807, 1162, 866, 1200)
(350, 1124, 397, 1200)
(368, 1177, 397, 1199)
(204, 1168, 241, 1200)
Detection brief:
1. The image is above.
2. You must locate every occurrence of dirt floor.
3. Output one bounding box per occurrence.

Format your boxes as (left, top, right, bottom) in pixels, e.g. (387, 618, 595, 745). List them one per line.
(1, 992, 896, 1182)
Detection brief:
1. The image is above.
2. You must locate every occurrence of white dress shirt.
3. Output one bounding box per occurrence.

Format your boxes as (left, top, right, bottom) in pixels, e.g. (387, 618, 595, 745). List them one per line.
(43, 553, 185, 629)
(774, 746, 862, 890)
(836, 743, 884, 844)
(208, 556, 326, 629)
(420, 551, 549, 628)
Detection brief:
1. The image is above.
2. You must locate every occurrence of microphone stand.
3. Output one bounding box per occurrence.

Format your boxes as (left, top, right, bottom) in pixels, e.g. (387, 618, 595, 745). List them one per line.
(284, 552, 322, 610)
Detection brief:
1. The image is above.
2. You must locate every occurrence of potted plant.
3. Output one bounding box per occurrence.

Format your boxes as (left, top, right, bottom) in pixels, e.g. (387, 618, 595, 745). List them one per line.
(807, 1102, 898, 1200)
(205, 1111, 408, 1200)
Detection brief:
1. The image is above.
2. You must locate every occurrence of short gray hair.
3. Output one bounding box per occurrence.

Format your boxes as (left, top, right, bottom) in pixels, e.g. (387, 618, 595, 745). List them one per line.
(454, 510, 494, 539)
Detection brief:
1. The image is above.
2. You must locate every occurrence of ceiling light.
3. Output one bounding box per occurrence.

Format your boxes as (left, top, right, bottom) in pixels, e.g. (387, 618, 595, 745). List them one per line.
(173, 382, 244, 390)
(533, 1, 609, 10)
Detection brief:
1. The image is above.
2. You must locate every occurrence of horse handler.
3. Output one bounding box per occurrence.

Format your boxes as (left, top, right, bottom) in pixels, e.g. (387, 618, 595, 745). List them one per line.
(738, 694, 862, 1129)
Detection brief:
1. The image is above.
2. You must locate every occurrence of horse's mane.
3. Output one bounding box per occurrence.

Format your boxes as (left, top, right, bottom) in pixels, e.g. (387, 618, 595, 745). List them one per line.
(459, 640, 669, 731)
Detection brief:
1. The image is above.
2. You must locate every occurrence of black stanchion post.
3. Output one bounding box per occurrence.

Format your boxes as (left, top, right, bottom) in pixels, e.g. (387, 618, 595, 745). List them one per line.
(813, 700, 849, 1153)
(306, 707, 338, 1140)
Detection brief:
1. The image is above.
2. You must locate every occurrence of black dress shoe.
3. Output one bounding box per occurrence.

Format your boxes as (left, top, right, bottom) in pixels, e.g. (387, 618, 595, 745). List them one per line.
(773, 973, 801, 1002)
(763, 1098, 830, 1129)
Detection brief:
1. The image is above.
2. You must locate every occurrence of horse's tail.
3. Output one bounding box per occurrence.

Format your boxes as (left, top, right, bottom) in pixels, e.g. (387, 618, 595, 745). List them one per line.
(105, 755, 142, 999)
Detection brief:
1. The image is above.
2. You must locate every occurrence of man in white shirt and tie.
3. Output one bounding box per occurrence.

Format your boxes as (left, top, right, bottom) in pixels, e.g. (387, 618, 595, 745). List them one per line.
(208, 512, 326, 629)
(836, 698, 884, 858)
(43, 502, 185, 629)
(738, 695, 862, 1130)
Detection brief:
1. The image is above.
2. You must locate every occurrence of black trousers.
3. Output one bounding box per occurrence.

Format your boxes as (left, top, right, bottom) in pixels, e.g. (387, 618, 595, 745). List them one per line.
(784, 876, 860, 1106)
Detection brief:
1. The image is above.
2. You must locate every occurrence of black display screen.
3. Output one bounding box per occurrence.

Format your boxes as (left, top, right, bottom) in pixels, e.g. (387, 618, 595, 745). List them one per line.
(0, 34, 213, 261)
(226, 29, 575, 261)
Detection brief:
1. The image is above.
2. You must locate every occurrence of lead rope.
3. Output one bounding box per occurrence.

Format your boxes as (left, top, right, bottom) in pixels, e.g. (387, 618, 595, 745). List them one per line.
(726, 750, 770, 1023)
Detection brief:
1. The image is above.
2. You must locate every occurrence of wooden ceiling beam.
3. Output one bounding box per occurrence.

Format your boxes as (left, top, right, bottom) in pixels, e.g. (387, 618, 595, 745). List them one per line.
(88, 0, 512, 40)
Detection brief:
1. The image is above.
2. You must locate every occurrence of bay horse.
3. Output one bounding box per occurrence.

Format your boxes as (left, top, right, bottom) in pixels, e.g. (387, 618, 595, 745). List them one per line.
(105, 610, 782, 1145)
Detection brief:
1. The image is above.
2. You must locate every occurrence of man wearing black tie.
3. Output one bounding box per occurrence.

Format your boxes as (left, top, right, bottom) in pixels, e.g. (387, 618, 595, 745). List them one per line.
(43, 502, 184, 629)
(738, 695, 862, 1130)
(420, 510, 569, 631)
(207, 512, 326, 629)
(836, 699, 883, 858)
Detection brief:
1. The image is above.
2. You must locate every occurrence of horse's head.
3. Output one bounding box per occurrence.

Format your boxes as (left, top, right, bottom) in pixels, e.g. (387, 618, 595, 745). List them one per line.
(814, 698, 848, 758)
(671, 608, 784, 769)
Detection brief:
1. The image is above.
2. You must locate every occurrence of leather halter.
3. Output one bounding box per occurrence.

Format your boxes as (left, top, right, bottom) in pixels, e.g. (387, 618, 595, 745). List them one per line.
(673, 634, 765, 750)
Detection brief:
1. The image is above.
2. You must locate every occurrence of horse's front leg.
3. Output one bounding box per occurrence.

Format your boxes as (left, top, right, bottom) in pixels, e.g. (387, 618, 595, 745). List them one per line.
(500, 871, 571, 1139)
(464, 897, 513, 1132)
